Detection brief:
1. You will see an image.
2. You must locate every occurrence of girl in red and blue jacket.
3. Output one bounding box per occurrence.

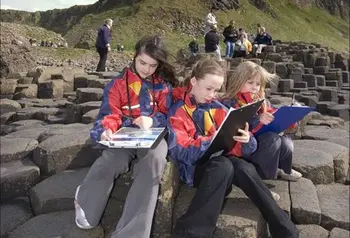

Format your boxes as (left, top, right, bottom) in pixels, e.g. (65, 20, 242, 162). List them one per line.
(221, 61, 302, 183)
(168, 58, 298, 238)
(75, 35, 177, 238)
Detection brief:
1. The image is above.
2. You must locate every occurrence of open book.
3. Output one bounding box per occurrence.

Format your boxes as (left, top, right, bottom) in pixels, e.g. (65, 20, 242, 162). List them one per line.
(198, 99, 265, 164)
(98, 127, 167, 149)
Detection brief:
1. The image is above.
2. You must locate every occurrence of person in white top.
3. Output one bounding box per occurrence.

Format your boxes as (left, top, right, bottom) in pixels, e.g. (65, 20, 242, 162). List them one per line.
(205, 7, 217, 34)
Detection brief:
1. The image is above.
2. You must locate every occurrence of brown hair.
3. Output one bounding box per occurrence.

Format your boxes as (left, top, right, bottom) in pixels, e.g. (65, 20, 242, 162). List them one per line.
(135, 35, 178, 86)
(222, 61, 275, 99)
(184, 57, 224, 86)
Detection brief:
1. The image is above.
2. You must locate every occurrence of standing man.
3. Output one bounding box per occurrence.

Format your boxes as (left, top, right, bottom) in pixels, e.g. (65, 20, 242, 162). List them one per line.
(95, 18, 113, 72)
(223, 20, 238, 58)
(204, 25, 221, 59)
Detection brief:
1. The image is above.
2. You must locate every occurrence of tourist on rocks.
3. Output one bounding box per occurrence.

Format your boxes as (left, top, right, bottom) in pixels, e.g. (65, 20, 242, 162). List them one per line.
(95, 18, 113, 72)
(234, 32, 252, 57)
(74, 35, 178, 238)
(204, 25, 221, 59)
(188, 37, 199, 56)
(223, 20, 238, 58)
(204, 7, 217, 34)
(253, 27, 273, 56)
(168, 58, 299, 238)
(220, 61, 303, 200)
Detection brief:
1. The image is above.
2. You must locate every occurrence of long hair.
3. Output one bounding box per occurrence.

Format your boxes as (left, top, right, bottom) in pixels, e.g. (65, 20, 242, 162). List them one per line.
(222, 61, 275, 100)
(134, 35, 178, 87)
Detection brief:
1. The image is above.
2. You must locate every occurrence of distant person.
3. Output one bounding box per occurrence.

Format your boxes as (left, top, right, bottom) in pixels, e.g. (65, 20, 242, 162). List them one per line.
(205, 25, 220, 58)
(234, 33, 252, 57)
(188, 38, 199, 56)
(223, 20, 238, 58)
(253, 27, 272, 56)
(205, 7, 217, 34)
(257, 23, 262, 35)
(40, 40, 45, 47)
(95, 18, 113, 72)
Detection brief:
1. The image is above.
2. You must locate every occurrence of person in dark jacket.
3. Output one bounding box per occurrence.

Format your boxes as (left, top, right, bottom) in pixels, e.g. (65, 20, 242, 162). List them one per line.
(204, 25, 220, 57)
(95, 18, 113, 72)
(253, 27, 273, 56)
(188, 38, 199, 56)
(223, 20, 238, 57)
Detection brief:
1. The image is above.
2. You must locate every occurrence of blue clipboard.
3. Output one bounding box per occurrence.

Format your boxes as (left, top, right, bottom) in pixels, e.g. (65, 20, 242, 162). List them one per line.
(255, 106, 314, 136)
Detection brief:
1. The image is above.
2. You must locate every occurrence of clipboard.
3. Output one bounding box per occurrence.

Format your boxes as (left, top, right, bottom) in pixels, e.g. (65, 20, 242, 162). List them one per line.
(255, 106, 314, 136)
(98, 127, 167, 149)
(198, 99, 264, 164)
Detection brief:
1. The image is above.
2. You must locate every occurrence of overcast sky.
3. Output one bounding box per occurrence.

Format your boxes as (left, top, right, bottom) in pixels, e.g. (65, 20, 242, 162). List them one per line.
(1, 0, 97, 12)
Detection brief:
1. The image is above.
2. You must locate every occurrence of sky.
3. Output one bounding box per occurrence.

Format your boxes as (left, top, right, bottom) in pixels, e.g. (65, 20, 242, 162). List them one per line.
(0, 0, 98, 12)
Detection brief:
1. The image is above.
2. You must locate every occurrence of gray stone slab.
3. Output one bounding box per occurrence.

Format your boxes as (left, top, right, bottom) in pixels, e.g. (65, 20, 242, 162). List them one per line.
(0, 159, 40, 202)
(10, 119, 44, 130)
(290, 177, 321, 225)
(303, 128, 349, 141)
(76, 88, 103, 104)
(38, 123, 91, 142)
(173, 185, 267, 238)
(294, 140, 349, 183)
(82, 109, 99, 124)
(0, 98, 21, 114)
(0, 197, 34, 237)
(292, 147, 334, 184)
(0, 138, 38, 163)
(7, 210, 104, 238)
(316, 184, 350, 230)
(29, 168, 88, 215)
(296, 224, 329, 238)
(33, 133, 99, 176)
(264, 180, 290, 216)
(329, 227, 350, 238)
(4, 127, 48, 140)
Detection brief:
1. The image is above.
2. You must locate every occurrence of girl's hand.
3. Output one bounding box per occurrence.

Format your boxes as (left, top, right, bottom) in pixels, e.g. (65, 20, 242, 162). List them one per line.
(259, 112, 274, 125)
(233, 122, 250, 143)
(101, 129, 113, 141)
(133, 116, 153, 129)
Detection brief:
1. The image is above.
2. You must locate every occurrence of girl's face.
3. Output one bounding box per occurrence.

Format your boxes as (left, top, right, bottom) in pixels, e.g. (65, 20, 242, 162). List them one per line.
(240, 73, 262, 95)
(134, 52, 159, 79)
(190, 74, 224, 103)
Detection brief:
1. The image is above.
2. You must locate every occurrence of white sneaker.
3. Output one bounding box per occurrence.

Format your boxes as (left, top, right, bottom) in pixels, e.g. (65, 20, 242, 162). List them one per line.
(74, 185, 93, 229)
(278, 169, 302, 181)
(270, 190, 280, 201)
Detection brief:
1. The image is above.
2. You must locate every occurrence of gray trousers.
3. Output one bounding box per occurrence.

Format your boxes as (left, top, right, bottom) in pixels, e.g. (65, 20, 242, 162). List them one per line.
(76, 139, 168, 238)
(245, 132, 293, 179)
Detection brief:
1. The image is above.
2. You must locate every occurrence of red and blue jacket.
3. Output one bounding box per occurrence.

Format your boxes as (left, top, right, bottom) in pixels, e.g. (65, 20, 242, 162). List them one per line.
(90, 67, 172, 142)
(167, 87, 257, 186)
(221, 91, 296, 135)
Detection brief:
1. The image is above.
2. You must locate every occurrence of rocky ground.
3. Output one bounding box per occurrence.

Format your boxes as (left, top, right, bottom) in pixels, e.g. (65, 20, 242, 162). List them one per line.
(0, 41, 349, 238)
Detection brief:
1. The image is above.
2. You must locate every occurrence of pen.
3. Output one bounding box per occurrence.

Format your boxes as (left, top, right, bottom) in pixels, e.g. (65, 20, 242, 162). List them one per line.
(290, 93, 295, 106)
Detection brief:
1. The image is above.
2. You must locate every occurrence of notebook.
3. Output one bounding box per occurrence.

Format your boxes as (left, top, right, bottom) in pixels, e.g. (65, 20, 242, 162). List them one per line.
(198, 99, 265, 164)
(255, 105, 314, 136)
(98, 127, 167, 149)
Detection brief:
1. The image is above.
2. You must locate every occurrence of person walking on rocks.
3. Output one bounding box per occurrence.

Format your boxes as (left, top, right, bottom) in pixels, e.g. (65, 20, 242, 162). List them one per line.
(221, 61, 303, 192)
(204, 25, 221, 58)
(168, 58, 299, 238)
(95, 18, 113, 72)
(74, 35, 178, 238)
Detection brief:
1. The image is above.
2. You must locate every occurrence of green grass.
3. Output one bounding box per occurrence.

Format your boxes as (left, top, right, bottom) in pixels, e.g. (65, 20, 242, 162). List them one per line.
(63, 0, 348, 55)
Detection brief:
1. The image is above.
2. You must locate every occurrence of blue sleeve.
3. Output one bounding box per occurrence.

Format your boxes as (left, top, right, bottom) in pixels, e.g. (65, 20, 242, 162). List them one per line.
(241, 136, 258, 157)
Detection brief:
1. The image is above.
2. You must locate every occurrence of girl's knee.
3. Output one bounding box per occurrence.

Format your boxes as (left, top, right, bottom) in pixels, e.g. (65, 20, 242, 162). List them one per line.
(281, 136, 294, 152)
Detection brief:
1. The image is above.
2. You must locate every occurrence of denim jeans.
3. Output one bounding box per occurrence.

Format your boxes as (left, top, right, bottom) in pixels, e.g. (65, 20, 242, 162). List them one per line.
(225, 41, 235, 57)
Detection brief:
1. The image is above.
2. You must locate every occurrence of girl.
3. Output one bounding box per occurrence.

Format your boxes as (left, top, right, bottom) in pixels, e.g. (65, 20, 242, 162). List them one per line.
(168, 58, 298, 238)
(221, 61, 302, 182)
(234, 32, 252, 57)
(74, 35, 177, 238)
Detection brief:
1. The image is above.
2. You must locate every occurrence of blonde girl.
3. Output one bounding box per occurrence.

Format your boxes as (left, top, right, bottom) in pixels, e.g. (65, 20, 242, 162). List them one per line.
(221, 61, 302, 183)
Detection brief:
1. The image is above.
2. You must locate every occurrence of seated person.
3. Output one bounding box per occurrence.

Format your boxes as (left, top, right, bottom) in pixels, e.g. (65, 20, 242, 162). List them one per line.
(234, 33, 252, 57)
(253, 27, 272, 56)
(221, 61, 302, 185)
(168, 58, 299, 238)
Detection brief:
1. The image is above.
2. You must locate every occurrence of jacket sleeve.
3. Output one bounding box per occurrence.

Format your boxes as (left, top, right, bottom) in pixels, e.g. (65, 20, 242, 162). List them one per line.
(151, 83, 172, 127)
(167, 111, 213, 165)
(90, 81, 122, 142)
(102, 26, 110, 46)
(228, 133, 257, 157)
